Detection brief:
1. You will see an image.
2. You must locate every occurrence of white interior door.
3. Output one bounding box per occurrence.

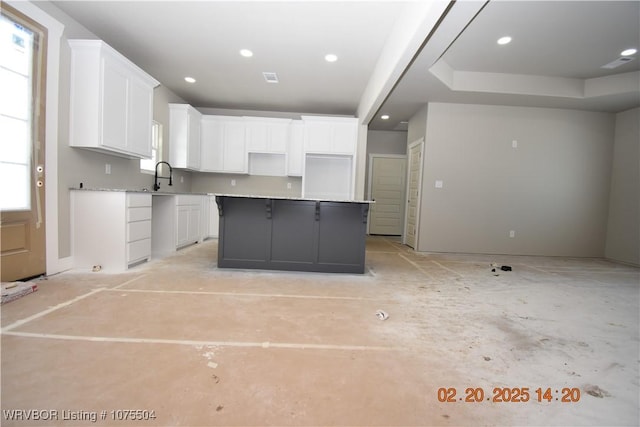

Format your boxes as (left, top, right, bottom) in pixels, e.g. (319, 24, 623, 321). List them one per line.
(368, 155, 406, 235)
(404, 139, 424, 249)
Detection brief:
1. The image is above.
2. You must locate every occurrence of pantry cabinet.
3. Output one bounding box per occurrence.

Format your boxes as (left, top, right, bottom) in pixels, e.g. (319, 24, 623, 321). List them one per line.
(68, 40, 159, 159)
(169, 104, 202, 170)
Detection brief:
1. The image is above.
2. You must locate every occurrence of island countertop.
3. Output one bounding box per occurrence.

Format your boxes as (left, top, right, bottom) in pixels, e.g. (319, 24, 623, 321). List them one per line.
(213, 193, 374, 204)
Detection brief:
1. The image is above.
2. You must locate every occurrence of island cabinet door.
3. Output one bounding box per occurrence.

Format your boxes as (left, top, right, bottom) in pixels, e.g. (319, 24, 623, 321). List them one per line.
(270, 200, 317, 266)
(218, 197, 271, 266)
(316, 202, 367, 270)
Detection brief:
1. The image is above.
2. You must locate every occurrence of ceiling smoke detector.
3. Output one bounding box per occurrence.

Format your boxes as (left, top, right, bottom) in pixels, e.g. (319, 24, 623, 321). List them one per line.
(263, 72, 279, 83)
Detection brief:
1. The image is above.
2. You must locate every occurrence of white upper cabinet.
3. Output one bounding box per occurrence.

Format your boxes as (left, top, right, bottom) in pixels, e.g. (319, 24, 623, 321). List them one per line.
(245, 117, 291, 153)
(287, 120, 304, 176)
(169, 104, 202, 170)
(68, 40, 159, 159)
(302, 116, 358, 155)
(200, 116, 223, 172)
(200, 116, 246, 173)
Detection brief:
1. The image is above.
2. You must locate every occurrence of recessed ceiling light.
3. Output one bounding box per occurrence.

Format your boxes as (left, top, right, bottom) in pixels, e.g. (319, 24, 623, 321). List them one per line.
(381, 114, 390, 120)
(497, 36, 512, 45)
(621, 48, 637, 56)
(325, 54, 338, 62)
(240, 49, 253, 57)
(184, 76, 196, 83)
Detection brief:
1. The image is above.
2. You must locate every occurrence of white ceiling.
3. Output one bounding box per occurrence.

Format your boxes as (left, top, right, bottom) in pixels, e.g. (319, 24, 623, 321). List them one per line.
(48, 0, 640, 131)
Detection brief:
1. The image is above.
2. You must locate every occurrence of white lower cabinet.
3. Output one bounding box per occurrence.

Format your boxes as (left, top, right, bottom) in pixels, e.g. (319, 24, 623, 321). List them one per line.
(151, 194, 204, 257)
(71, 190, 152, 272)
(175, 195, 202, 248)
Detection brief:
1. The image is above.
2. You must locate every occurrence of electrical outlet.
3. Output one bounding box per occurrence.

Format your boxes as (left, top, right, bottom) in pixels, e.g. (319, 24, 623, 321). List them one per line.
(509, 230, 515, 238)
(287, 182, 292, 190)
(435, 180, 443, 188)
(512, 140, 518, 148)
(105, 163, 111, 174)
(180, 175, 184, 184)
(231, 179, 236, 187)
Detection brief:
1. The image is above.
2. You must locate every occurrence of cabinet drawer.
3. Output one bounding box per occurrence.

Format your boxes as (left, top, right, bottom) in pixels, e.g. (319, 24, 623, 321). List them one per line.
(127, 193, 152, 207)
(127, 238, 151, 263)
(127, 220, 151, 242)
(176, 195, 201, 206)
(127, 206, 152, 222)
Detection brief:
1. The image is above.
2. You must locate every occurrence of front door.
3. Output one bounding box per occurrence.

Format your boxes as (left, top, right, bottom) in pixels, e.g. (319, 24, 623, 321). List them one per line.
(0, 4, 47, 281)
(369, 155, 406, 235)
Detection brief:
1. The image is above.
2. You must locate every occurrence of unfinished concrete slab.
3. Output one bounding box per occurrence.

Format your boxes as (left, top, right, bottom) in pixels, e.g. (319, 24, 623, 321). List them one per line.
(1, 237, 638, 426)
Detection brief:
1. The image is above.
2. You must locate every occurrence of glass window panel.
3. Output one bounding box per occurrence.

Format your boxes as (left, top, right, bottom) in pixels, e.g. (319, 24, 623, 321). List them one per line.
(0, 13, 33, 212)
(0, 162, 30, 210)
(0, 17, 33, 76)
(0, 67, 30, 120)
(0, 115, 30, 164)
(141, 121, 162, 172)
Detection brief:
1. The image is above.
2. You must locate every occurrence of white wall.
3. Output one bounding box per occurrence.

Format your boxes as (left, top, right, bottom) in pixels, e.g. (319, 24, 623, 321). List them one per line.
(413, 102, 615, 257)
(605, 107, 640, 266)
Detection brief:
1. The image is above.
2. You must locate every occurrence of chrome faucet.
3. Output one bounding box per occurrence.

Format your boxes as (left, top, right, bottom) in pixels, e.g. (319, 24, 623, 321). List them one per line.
(153, 161, 173, 191)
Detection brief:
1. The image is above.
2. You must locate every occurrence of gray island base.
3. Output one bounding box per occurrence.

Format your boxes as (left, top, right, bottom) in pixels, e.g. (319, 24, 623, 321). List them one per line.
(215, 195, 373, 274)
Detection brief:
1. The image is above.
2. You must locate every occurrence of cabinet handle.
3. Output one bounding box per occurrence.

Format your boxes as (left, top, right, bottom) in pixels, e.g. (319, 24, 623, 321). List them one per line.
(266, 199, 272, 219)
(362, 204, 370, 224)
(315, 201, 320, 221)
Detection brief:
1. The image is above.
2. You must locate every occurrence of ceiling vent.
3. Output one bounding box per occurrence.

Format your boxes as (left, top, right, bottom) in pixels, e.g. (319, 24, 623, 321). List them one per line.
(393, 121, 409, 131)
(263, 72, 279, 83)
(601, 56, 635, 69)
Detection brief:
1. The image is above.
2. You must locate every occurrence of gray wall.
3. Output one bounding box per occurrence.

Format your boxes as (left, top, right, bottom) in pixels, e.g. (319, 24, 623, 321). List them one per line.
(605, 107, 640, 266)
(191, 174, 302, 198)
(407, 104, 428, 147)
(364, 129, 407, 198)
(410, 102, 616, 257)
(40, 2, 190, 257)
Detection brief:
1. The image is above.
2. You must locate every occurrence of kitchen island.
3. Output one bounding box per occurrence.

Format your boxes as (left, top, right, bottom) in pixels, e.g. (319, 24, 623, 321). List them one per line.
(215, 194, 373, 274)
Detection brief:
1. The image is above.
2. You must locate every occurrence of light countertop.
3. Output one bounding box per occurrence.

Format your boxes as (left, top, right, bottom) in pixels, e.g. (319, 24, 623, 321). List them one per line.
(213, 193, 374, 203)
(69, 188, 373, 203)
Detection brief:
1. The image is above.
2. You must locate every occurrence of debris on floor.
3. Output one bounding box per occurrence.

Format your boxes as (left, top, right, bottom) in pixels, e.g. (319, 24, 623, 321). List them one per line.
(584, 384, 610, 398)
(490, 263, 513, 275)
(1, 281, 38, 304)
(375, 309, 389, 321)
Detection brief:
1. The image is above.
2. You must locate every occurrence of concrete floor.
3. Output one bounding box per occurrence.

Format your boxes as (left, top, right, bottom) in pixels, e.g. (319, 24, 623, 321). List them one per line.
(1, 236, 639, 426)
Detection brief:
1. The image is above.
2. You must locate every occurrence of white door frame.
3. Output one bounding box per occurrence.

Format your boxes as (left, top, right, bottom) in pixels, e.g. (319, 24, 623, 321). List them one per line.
(403, 138, 424, 248)
(366, 153, 407, 235)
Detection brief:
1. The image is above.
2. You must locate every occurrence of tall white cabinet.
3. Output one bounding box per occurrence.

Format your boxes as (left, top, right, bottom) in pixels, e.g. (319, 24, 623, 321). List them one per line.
(301, 116, 358, 200)
(68, 40, 159, 159)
